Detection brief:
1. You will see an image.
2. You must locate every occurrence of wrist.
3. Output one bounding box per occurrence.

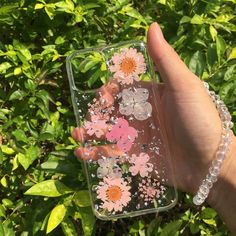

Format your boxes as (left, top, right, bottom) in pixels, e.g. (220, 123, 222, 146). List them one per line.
(207, 135, 236, 233)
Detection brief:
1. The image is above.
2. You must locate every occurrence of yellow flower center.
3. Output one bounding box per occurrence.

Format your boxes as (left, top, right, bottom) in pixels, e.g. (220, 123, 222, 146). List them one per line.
(106, 185, 122, 202)
(120, 57, 137, 75)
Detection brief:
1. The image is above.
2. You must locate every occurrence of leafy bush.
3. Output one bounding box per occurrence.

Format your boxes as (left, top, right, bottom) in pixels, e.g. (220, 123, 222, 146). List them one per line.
(0, 0, 235, 235)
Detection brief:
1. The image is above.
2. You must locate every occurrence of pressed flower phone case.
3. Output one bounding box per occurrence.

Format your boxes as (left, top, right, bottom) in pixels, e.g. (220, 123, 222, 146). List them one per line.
(66, 41, 177, 220)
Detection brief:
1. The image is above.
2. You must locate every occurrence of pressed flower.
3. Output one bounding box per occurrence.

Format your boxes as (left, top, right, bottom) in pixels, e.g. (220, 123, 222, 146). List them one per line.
(139, 178, 165, 203)
(119, 87, 152, 120)
(129, 152, 153, 177)
(106, 118, 138, 152)
(84, 119, 108, 138)
(109, 48, 146, 85)
(88, 98, 114, 122)
(97, 157, 122, 178)
(97, 177, 131, 212)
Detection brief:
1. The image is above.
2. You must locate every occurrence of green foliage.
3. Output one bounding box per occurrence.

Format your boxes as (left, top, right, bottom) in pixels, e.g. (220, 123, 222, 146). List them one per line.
(0, 0, 235, 235)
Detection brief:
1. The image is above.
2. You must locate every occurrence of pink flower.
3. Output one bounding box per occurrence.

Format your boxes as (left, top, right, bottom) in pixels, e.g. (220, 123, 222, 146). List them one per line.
(106, 118, 138, 152)
(97, 177, 131, 212)
(139, 178, 164, 203)
(128, 152, 153, 177)
(88, 98, 114, 122)
(84, 119, 108, 138)
(109, 48, 146, 85)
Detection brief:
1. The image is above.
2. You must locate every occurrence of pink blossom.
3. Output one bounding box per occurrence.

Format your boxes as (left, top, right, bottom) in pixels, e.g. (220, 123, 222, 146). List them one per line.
(106, 118, 138, 152)
(109, 48, 146, 85)
(139, 178, 164, 203)
(97, 177, 131, 212)
(84, 119, 108, 138)
(88, 98, 114, 122)
(128, 152, 153, 177)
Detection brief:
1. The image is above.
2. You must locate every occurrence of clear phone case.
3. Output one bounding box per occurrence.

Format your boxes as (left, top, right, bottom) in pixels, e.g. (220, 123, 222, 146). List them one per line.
(66, 41, 177, 220)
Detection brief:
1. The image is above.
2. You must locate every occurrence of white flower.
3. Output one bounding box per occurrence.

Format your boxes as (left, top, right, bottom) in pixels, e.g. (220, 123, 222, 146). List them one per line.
(119, 88, 152, 120)
(97, 157, 122, 178)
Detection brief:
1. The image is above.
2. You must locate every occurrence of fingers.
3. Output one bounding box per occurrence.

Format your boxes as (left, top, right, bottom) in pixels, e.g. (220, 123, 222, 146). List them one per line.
(97, 80, 120, 106)
(147, 22, 200, 91)
(74, 144, 124, 160)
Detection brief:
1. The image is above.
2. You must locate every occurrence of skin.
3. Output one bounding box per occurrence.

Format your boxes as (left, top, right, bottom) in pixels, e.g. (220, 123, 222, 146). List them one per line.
(72, 22, 236, 234)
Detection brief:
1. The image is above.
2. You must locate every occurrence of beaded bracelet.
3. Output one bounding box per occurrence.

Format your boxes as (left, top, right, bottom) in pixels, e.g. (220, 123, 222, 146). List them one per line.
(193, 81, 233, 205)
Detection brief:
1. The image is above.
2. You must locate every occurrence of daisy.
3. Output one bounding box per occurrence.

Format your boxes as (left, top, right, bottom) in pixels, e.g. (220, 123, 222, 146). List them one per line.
(97, 157, 122, 178)
(109, 48, 146, 85)
(97, 177, 131, 212)
(129, 152, 153, 177)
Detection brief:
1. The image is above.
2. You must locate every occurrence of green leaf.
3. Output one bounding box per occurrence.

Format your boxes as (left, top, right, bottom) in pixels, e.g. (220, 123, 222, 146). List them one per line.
(35, 3, 44, 10)
(45, 4, 56, 20)
(2, 219, 15, 236)
(0, 223, 4, 236)
(189, 51, 205, 77)
(24, 180, 72, 197)
(191, 14, 204, 24)
(1, 176, 8, 188)
(0, 111, 7, 120)
(201, 207, 217, 219)
(129, 220, 145, 233)
(18, 146, 40, 170)
(216, 14, 235, 23)
(1, 145, 14, 155)
(24, 79, 36, 91)
(0, 204, 6, 218)
(12, 129, 28, 142)
(0, 62, 12, 73)
(9, 90, 27, 101)
(203, 218, 216, 226)
(2, 199, 13, 208)
(13, 40, 32, 61)
(216, 35, 226, 63)
(61, 218, 77, 236)
(55, 36, 65, 45)
(46, 204, 67, 234)
(180, 16, 191, 24)
(74, 190, 91, 207)
(224, 65, 236, 81)
(207, 44, 217, 69)
(14, 67, 22, 75)
(190, 222, 199, 234)
(79, 58, 100, 73)
(78, 207, 95, 236)
(228, 47, 236, 60)
(160, 220, 182, 236)
(87, 68, 101, 88)
(209, 25, 217, 41)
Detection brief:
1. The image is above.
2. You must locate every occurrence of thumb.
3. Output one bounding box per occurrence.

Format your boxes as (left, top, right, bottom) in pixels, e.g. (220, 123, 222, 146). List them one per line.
(147, 22, 199, 91)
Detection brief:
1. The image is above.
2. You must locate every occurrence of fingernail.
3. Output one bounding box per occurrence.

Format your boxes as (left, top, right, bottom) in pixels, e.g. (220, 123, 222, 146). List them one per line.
(71, 127, 85, 142)
(152, 22, 164, 40)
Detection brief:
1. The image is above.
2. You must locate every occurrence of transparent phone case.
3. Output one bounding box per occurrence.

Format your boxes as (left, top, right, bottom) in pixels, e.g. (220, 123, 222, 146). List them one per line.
(66, 41, 177, 220)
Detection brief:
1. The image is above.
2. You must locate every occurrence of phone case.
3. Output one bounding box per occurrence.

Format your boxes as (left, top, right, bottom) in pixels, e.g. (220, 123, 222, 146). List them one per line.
(66, 41, 177, 220)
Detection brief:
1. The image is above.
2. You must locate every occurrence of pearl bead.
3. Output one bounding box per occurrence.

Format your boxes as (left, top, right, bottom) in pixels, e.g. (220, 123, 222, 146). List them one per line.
(212, 159, 222, 168)
(193, 81, 232, 206)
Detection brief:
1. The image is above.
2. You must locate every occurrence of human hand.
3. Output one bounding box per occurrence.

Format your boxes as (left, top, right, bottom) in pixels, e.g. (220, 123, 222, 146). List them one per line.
(147, 22, 236, 234)
(72, 22, 236, 232)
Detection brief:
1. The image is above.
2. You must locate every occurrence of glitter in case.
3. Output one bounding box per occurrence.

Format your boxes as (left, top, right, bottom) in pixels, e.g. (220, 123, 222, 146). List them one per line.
(66, 41, 177, 220)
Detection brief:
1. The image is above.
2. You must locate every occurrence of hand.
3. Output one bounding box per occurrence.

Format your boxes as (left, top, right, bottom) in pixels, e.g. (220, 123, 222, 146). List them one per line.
(72, 22, 236, 233)
(147, 22, 236, 234)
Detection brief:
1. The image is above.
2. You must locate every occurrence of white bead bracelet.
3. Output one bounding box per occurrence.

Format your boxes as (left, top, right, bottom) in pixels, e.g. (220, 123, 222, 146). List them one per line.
(193, 81, 233, 205)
